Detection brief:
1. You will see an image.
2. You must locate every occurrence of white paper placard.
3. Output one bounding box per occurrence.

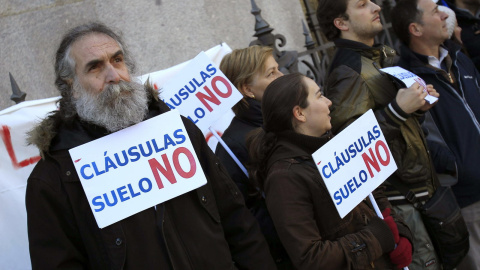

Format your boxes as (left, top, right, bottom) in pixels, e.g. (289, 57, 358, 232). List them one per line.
(312, 110, 397, 218)
(69, 110, 207, 228)
(381, 66, 438, 104)
(159, 51, 243, 133)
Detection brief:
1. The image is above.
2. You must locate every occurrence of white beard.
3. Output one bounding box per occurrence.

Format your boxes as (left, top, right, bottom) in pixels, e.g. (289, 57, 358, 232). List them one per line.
(73, 78, 149, 132)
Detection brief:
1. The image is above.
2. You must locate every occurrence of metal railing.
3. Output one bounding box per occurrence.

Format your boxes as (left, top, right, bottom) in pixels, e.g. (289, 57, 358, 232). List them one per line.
(9, 0, 399, 104)
(248, 0, 399, 87)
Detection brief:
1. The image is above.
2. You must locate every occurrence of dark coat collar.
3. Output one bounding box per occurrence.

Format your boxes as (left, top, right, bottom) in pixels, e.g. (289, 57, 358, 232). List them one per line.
(235, 98, 263, 127)
(398, 40, 461, 72)
(266, 130, 332, 169)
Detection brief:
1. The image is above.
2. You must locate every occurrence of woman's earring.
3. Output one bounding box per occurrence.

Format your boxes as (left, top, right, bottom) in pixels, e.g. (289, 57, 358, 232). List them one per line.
(251, 94, 255, 99)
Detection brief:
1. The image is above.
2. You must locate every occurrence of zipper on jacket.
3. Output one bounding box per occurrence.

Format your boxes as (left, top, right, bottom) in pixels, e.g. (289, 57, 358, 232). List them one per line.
(447, 72, 454, 83)
(447, 53, 480, 132)
(161, 204, 177, 270)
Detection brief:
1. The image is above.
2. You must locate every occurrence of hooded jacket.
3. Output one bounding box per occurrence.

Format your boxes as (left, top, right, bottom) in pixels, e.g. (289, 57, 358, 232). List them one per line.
(25, 87, 276, 270)
(397, 41, 480, 208)
(263, 131, 412, 270)
(325, 38, 438, 203)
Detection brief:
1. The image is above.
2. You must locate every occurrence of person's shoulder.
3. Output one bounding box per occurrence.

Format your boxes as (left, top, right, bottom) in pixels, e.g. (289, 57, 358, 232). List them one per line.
(330, 47, 362, 74)
(28, 150, 69, 191)
(179, 116, 202, 138)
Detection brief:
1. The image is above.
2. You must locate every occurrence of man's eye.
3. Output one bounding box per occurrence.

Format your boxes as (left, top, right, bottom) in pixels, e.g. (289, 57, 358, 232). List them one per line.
(89, 64, 99, 71)
(114, 57, 123, 63)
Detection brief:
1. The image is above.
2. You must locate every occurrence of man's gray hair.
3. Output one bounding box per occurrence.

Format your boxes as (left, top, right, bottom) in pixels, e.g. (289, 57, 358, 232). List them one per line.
(54, 22, 136, 119)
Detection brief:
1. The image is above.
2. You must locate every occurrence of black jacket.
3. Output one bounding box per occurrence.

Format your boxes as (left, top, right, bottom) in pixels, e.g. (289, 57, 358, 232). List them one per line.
(442, 0, 480, 71)
(263, 131, 411, 269)
(397, 41, 480, 208)
(325, 39, 438, 203)
(215, 98, 293, 269)
(26, 90, 276, 270)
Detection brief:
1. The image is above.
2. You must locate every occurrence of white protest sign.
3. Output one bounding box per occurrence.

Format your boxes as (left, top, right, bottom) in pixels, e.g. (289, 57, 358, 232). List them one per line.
(312, 110, 397, 218)
(69, 110, 207, 228)
(380, 66, 438, 104)
(160, 51, 243, 133)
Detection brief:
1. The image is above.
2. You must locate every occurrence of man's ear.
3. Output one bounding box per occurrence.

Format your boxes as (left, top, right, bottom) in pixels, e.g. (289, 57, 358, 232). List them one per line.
(409, 22, 422, 37)
(334, 17, 349, 31)
(241, 84, 255, 99)
(292, 105, 306, 123)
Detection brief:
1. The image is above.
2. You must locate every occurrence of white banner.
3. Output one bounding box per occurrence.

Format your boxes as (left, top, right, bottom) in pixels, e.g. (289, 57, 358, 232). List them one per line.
(159, 52, 243, 133)
(0, 43, 232, 269)
(69, 110, 207, 228)
(0, 97, 58, 270)
(312, 110, 397, 218)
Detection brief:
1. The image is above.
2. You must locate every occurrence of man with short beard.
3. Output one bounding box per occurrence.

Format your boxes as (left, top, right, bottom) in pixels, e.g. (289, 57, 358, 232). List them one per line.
(317, 0, 441, 268)
(25, 22, 276, 270)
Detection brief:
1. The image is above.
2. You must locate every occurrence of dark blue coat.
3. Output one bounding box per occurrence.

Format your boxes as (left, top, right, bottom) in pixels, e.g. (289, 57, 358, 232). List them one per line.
(397, 41, 480, 208)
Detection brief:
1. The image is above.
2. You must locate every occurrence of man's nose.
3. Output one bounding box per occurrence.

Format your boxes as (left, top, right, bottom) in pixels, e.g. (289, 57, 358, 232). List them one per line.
(442, 11, 449, 20)
(105, 64, 121, 84)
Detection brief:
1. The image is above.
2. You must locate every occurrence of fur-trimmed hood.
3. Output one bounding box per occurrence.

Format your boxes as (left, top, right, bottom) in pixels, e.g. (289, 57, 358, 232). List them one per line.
(27, 83, 159, 157)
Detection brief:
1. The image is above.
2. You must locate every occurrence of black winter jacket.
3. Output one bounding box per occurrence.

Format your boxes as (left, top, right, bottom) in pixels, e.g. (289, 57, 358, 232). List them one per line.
(397, 41, 480, 208)
(215, 98, 293, 268)
(26, 90, 276, 270)
(263, 131, 411, 270)
(325, 39, 438, 203)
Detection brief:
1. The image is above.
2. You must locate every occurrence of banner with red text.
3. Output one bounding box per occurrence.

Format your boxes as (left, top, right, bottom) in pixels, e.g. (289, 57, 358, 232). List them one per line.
(158, 51, 242, 133)
(0, 43, 232, 269)
(0, 97, 58, 270)
(312, 110, 397, 218)
(69, 110, 207, 228)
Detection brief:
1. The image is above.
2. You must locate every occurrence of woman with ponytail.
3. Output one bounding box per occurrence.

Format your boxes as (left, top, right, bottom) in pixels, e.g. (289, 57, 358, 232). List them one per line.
(247, 73, 413, 270)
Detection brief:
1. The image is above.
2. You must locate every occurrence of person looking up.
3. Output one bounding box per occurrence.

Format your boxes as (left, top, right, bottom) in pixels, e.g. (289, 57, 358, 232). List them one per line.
(247, 73, 413, 269)
(215, 45, 292, 269)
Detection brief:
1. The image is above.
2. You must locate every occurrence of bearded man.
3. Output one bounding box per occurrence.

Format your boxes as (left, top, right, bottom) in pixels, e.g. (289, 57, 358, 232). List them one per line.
(25, 22, 275, 270)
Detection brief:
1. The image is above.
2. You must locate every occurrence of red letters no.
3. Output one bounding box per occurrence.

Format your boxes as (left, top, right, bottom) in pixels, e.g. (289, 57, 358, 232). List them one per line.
(211, 76, 232, 98)
(375, 140, 390, 166)
(148, 154, 177, 189)
(362, 148, 380, 178)
(172, 147, 196, 178)
(148, 147, 197, 189)
(196, 86, 220, 112)
(362, 140, 391, 178)
(195, 76, 233, 112)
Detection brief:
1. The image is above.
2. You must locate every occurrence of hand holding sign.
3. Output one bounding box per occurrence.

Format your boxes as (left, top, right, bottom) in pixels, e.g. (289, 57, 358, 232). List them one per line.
(396, 82, 432, 114)
(418, 84, 439, 112)
(312, 111, 409, 269)
(380, 66, 438, 105)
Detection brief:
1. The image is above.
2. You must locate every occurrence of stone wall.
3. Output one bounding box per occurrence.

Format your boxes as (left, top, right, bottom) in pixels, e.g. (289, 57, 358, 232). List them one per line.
(0, 0, 306, 110)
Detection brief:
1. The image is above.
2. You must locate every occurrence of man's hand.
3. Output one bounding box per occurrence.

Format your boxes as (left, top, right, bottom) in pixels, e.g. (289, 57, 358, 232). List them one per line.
(396, 82, 428, 114)
(419, 84, 439, 111)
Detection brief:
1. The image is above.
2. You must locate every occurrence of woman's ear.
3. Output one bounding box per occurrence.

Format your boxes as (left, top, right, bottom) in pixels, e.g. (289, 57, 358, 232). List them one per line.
(241, 84, 255, 99)
(292, 105, 306, 123)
